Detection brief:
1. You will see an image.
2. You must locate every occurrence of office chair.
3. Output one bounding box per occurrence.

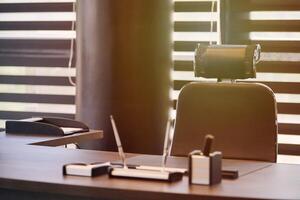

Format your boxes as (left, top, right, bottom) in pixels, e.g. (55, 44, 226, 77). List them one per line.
(171, 45, 278, 162)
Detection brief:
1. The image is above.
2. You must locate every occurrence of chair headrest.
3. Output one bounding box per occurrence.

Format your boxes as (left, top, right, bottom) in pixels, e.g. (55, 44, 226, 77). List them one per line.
(194, 44, 261, 79)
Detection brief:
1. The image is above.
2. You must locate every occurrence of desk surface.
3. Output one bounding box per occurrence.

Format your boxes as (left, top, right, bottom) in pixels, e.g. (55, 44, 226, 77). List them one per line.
(0, 138, 299, 200)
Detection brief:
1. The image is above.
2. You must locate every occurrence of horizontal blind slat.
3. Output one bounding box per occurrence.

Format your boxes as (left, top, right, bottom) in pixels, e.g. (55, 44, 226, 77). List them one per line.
(278, 144, 300, 156)
(251, 82, 300, 94)
(257, 61, 300, 73)
(248, 0, 300, 11)
(278, 103, 300, 115)
(0, 111, 74, 120)
(248, 21, 300, 32)
(0, 22, 72, 30)
(174, 60, 193, 71)
(0, 0, 75, 4)
(0, 94, 74, 104)
(0, 40, 71, 50)
(0, 3, 73, 12)
(279, 123, 300, 135)
(0, 76, 74, 86)
(252, 41, 300, 53)
(175, 1, 216, 12)
(174, 22, 216, 32)
(174, 41, 213, 51)
(0, 39, 74, 67)
(0, 55, 73, 67)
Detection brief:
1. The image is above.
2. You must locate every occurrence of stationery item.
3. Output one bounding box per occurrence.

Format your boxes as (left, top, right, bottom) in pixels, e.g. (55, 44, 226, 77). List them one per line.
(189, 151, 222, 185)
(189, 135, 222, 185)
(110, 162, 187, 174)
(112, 162, 235, 178)
(110, 115, 127, 168)
(161, 118, 172, 171)
(63, 162, 110, 177)
(108, 167, 183, 182)
(130, 165, 187, 174)
(5, 117, 89, 136)
(121, 155, 245, 180)
(108, 115, 183, 182)
(202, 134, 214, 156)
(222, 169, 239, 179)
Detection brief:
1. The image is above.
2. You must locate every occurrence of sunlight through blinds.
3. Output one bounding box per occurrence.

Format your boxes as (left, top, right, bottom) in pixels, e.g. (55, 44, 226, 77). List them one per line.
(0, 0, 76, 129)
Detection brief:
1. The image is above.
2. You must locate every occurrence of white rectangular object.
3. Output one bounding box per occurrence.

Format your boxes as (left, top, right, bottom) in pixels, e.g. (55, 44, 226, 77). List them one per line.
(64, 162, 110, 177)
(191, 155, 210, 185)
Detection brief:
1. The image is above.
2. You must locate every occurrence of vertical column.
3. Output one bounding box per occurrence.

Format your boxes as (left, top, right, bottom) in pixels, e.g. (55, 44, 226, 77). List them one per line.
(76, 0, 172, 154)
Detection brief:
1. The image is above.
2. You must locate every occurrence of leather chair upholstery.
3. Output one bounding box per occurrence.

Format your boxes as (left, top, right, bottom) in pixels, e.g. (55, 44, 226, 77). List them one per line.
(171, 44, 278, 162)
(194, 44, 260, 79)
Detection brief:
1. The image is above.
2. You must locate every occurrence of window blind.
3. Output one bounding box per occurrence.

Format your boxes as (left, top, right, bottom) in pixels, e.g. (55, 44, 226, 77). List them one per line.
(172, 0, 221, 108)
(228, 0, 300, 164)
(253, 0, 300, 163)
(0, 0, 76, 129)
(173, 0, 300, 163)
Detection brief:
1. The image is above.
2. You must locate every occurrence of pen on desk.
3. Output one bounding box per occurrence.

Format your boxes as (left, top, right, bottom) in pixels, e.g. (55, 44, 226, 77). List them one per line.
(202, 134, 214, 156)
(110, 115, 127, 169)
(161, 118, 171, 171)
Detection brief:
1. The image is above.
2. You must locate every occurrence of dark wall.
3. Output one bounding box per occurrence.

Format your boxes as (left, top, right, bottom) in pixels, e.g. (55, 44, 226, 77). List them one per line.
(76, 0, 172, 154)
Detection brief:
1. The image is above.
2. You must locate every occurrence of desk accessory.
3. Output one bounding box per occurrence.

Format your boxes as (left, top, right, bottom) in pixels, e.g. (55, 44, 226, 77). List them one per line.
(162, 118, 172, 170)
(109, 162, 187, 174)
(5, 117, 89, 136)
(134, 119, 187, 174)
(203, 134, 214, 156)
(108, 115, 183, 182)
(129, 165, 187, 174)
(111, 162, 235, 178)
(108, 167, 183, 182)
(188, 135, 222, 185)
(127, 164, 236, 179)
(63, 162, 110, 177)
(222, 170, 239, 179)
(110, 115, 127, 168)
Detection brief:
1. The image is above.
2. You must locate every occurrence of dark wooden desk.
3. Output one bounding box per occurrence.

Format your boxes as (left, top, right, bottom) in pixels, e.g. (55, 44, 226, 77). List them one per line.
(0, 138, 299, 200)
(0, 129, 103, 146)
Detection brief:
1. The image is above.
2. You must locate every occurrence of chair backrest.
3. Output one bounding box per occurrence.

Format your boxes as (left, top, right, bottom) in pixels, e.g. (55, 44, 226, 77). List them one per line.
(171, 82, 278, 162)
